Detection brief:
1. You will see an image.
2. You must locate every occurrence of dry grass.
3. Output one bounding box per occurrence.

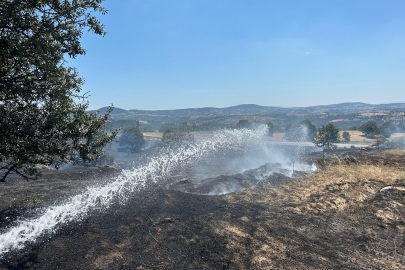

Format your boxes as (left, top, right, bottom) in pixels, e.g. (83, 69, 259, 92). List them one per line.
(220, 149, 405, 269)
(341, 130, 405, 144)
(341, 130, 377, 144)
(142, 132, 163, 138)
(361, 113, 388, 117)
(269, 131, 405, 144)
(331, 118, 346, 122)
(292, 163, 405, 212)
(391, 133, 405, 140)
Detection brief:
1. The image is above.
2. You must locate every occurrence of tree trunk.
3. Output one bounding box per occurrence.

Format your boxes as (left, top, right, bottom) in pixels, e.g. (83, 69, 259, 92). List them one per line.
(0, 165, 16, 182)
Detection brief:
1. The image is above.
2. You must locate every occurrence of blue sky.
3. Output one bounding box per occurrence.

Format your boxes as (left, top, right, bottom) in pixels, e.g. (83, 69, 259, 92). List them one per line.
(70, 0, 405, 110)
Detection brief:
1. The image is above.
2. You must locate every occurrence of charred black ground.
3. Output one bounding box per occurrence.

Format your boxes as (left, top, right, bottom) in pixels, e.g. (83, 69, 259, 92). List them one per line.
(1, 147, 404, 269)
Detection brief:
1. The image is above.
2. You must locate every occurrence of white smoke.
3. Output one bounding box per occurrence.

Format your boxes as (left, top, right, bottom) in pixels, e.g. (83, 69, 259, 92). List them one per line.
(0, 126, 267, 256)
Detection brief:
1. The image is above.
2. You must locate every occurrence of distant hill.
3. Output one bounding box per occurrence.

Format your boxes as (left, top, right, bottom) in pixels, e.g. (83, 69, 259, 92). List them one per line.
(93, 102, 405, 120)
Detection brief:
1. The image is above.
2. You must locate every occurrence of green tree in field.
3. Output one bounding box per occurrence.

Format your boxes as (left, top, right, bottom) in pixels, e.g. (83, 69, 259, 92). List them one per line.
(237, 120, 251, 129)
(177, 123, 194, 132)
(0, 0, 117, 182)
(313, 123, 340, 159)
(119, 127, 145, 153)
(285, 119, 317, 142)
(162, 128, 178, 141)
(162, 128, 192, 142)
(359, 121, 381, 138)
(300, 119, 317, 141)
(342, 131, 351, 143)
(266, 122, 274, 137)
(348, 125, 357, 130)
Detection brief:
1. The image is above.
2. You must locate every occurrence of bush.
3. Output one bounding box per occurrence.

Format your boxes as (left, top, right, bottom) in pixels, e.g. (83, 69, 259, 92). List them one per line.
(162, 129, 193, 142)
(348, 125, 357, 130)
(119, 126, 145, 153)
(266, 122, 274, 137)
(342, 131, 351, 142)
(285, 120, 317, 142)
(236, 120, 251, 129)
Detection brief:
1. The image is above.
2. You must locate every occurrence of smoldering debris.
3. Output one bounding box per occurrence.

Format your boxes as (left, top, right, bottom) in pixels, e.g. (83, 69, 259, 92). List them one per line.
(167, 162, 311, 195)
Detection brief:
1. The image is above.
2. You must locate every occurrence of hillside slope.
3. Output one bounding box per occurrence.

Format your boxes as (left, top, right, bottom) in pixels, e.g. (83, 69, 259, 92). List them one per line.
(94, 102, 405, 120)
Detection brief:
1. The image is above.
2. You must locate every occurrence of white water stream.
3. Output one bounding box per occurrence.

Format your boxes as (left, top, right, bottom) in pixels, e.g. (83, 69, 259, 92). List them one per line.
(0, 127, 267, 256)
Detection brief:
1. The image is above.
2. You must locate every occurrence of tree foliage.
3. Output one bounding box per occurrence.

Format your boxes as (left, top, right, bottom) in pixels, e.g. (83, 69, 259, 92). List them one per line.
(266, 122, 274, 137)
(359, 121, 380, 138)
(0, 0, 117, 182)
(161, 128, 193, 142)
(313, 123, 340, 158)
(236, 119, 251, 129)
(359, 121, 397, 139)
(162, 128, 176, 141)
(347, 125, 357, 130)
(342, 131, 351, 143)
(284, 119, 317, 142)
(119, 126, 145, 153)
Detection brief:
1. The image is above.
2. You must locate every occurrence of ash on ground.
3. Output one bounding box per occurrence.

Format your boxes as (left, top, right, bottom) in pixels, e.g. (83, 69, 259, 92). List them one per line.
(167, 162, 311, 195)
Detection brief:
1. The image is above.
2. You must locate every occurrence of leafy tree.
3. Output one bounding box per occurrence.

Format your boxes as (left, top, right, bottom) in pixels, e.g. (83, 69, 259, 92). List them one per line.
(359, 121, 380, 138)
(119, 127, 145, 153)
(0, 0, 117, 182)
(162, 128, 175, 141)
(266, 122, 274, 137)
(284, 120, 316, 142)
(177, 123, 194, 132)
(342, 131, 351, 143)
(162, 128, 191, 142)
(347, 125, 357, 130)
(300, 119, 317, 141)
(236, 119, 251, 129)
(313, 123, 340, 159)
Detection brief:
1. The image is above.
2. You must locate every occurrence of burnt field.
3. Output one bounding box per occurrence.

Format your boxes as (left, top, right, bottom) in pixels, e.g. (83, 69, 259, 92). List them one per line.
(1, 148, 405, 269)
